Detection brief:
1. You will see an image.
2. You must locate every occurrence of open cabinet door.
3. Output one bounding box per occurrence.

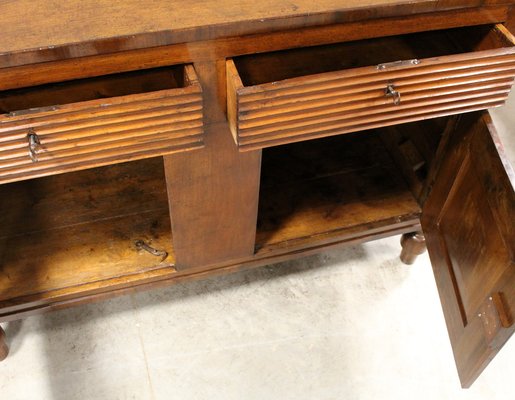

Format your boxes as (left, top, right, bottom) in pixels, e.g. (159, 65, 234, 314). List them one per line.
(422, 112, 514, 388)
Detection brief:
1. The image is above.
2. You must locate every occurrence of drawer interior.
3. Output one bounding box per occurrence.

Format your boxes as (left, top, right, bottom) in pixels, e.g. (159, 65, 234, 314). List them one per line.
(0, 65, 185, 114)
(255, 116, 450, 253)
(0, 157, 176, 310)
(234, 24, 513, 86)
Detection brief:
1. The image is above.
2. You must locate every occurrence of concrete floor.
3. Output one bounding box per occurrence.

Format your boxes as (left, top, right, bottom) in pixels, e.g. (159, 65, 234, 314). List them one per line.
(1, 97, 514, 399)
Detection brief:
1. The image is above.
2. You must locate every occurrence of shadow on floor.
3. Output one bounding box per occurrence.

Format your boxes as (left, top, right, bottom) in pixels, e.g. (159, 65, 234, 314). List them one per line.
(4, 242, 386, 399)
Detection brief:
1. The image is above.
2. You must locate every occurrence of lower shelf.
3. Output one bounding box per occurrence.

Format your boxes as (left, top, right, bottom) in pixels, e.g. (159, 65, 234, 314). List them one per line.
(0, 117, 443, 318)
(255, 129, 426, 254)
(0, 157, 175, 312)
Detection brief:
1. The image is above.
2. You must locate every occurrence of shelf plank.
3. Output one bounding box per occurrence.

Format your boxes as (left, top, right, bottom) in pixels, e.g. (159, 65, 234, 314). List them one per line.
(0, 158, 175, 308)
(256, 131, 422, 252)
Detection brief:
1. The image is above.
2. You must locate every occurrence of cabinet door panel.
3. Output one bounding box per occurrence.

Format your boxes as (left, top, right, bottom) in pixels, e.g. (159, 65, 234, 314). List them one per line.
(422, 112, 514, 388)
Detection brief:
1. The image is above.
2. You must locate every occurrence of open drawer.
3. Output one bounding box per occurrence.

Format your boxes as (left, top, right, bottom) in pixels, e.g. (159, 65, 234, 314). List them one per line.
(227, 24, 515, 151)
(0, 65, 203, 184)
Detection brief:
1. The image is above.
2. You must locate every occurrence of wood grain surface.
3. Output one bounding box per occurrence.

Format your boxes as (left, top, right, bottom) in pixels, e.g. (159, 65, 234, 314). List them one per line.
(379, 117, 448, 201)
(0, 65, 203, 184)
(256, 130, 422, 254)
(163, 61, 262, 269)
(0, 124, 423, 315)
(422, 112, 515, 387)
(0, 157, 175, 313)
(0, 7, 510, 90)
(228, 24, 515, 150)
(0, 3, 513, 385)
(2, 1, 512, 67)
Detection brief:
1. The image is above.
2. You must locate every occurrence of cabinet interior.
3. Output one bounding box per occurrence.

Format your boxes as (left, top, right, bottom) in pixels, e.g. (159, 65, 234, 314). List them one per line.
(0, 157, 175, 310)
(0, 65, 185, 114)
(0, 108, 480, 309)
(234, 24, 509, 86)
(255, 116, 451, 253)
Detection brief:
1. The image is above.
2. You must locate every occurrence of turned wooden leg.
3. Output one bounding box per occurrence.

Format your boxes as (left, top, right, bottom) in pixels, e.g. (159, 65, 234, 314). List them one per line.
(0, 325, 8, 361)
(400, 231, 426, 265)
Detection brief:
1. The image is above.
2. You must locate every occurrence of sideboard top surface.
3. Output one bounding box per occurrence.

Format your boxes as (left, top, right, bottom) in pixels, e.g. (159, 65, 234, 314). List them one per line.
(1, 0, 513, 68)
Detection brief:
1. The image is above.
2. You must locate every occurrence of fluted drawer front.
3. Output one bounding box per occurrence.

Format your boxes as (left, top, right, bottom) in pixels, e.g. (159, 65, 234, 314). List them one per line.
(227, 24, 515, 151)
(0, 65, 203, 184)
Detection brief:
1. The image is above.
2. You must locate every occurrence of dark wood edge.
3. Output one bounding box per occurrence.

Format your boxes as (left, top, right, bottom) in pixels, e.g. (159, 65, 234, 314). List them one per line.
(420, 111, 515, 388)
(0, 7, 510, 92)
(0, 325, 8, 361)
(484, 111, 515, 189)
(184, 64, 202, 89)
(237, 50, 515, 97)
(0, 221, 420, 321)
(1, 4, 509, 69)
(255, 217, 421, 256)
(495, 24, 515, 46)
(226, 59, 243, 144)
(400, 231, 427, 265)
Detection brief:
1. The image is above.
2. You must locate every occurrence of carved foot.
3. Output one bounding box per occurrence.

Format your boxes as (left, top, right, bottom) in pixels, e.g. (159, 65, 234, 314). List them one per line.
(400, 231, 426, 265)
(0, 325, 8, 361)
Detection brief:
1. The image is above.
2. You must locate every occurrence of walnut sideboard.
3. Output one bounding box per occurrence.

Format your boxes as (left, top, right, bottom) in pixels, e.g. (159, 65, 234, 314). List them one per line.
(0, 0, 514, 388)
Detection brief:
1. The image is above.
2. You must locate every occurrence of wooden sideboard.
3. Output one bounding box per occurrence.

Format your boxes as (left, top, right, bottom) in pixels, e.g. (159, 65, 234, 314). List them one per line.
(0, 0, 514, 388)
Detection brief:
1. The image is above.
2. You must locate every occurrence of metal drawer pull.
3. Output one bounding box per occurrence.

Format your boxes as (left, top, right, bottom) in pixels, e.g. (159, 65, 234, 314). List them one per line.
(385, 84, 401, 105)
(135, 240, 168, 262)
(377, 59, 420, 70)
(27, 129, 41, 163)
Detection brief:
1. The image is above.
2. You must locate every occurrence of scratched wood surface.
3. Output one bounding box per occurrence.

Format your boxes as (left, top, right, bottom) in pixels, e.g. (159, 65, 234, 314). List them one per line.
(422, 112, 515, 387)
(228, 24, 515, 150)
(0, 65, 203, 184)
(0, 7, 512, 90)
(2, 1, 515, 68)
(0, 2, 504, 54)
(0, 3, 513, 386)
(164, 61, 262, 269)
(255, 127, 422, 254)
(0, 157, 175, 312)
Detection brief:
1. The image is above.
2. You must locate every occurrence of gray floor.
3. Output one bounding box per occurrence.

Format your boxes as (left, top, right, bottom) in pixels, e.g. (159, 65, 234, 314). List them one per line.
(1, 96, 514, 399)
